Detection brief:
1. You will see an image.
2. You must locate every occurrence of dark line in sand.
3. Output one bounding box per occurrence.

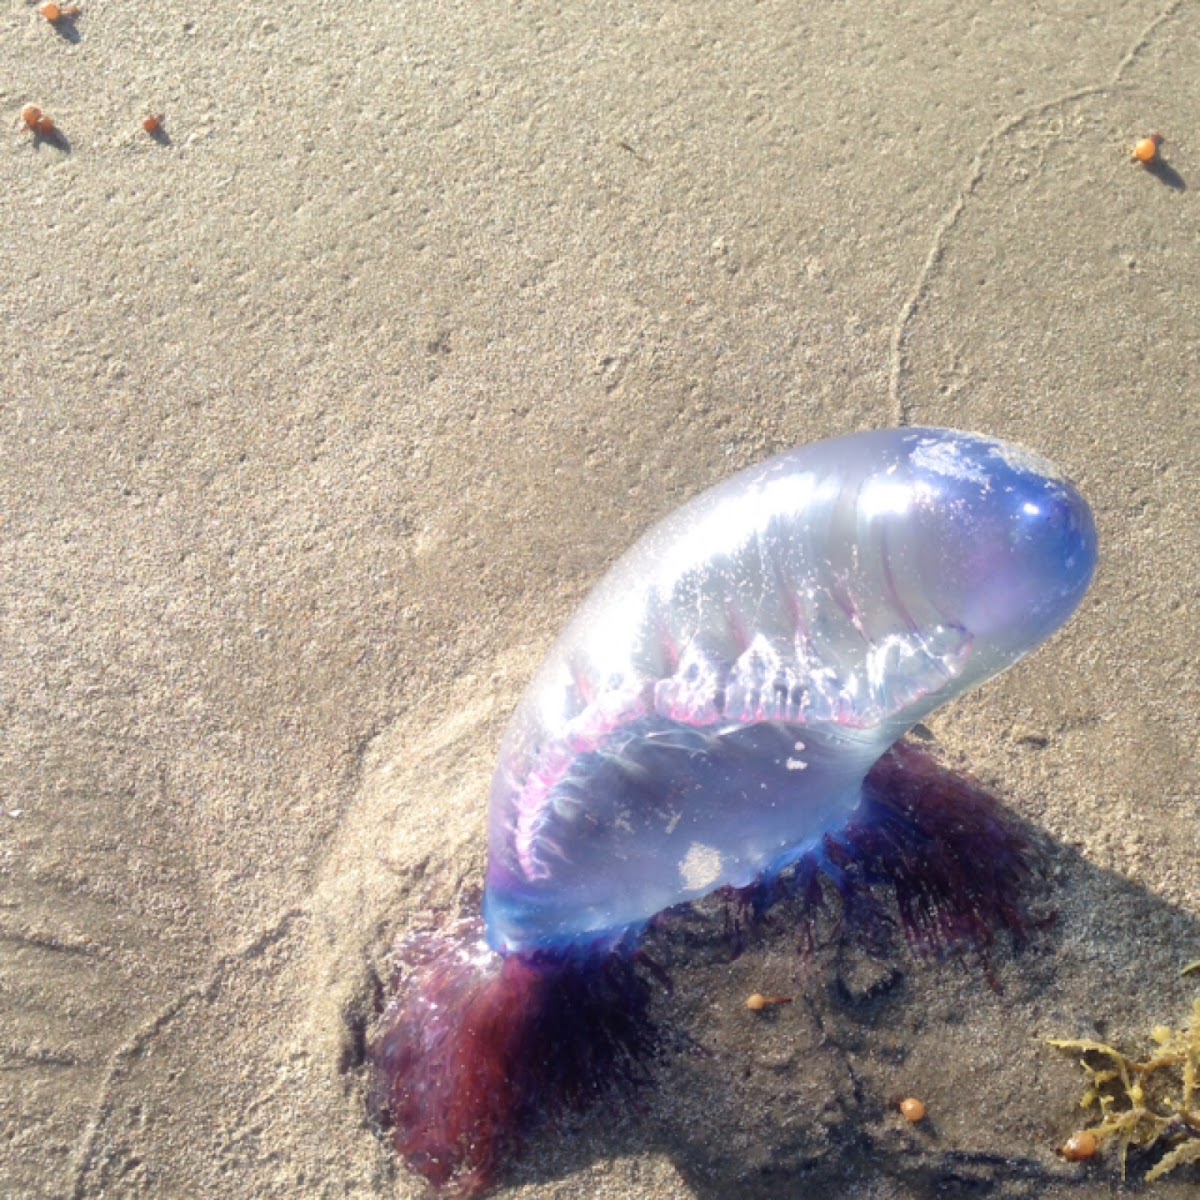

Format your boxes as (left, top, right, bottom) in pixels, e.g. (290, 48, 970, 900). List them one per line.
(887, 0, 1185, 425)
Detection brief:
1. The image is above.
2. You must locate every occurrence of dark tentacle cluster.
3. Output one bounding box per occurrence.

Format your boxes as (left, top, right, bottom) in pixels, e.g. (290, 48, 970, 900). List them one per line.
(367, 742, 1047, 1195)
(367, 920, 659, 1197)
(736, 740, 1044, 960)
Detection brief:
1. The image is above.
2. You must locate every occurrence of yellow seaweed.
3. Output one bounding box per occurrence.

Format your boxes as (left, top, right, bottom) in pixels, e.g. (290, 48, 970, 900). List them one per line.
(1048, 996, 1200, 1181)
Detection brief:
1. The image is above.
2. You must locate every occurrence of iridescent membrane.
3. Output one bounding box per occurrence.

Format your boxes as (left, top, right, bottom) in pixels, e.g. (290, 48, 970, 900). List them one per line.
(484, 428, 1097, 952)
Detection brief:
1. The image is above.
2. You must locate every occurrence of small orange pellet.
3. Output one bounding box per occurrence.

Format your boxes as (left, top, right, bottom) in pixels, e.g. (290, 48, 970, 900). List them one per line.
(1062, 1131, 1098, 1162)
(745, 993, 793, 1012)
(1133, 133, 1163, 164)
(899, 1097, 926, 1123)
(39, 2, 78, 21)
(20, 105, 57, 139)
(143, 114, 164, 134)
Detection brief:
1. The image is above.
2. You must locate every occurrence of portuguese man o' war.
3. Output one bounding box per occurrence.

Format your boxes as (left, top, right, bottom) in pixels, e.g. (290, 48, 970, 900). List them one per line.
(367, 427, 1098, 1196)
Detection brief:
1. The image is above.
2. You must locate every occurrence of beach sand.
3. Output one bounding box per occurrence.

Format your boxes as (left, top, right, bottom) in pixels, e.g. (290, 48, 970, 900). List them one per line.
(3, 1, 1198, 1196)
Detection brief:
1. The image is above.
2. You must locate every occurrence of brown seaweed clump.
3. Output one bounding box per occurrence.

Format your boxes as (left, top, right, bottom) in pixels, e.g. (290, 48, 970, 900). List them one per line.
(1049, 992, 1200, 1182)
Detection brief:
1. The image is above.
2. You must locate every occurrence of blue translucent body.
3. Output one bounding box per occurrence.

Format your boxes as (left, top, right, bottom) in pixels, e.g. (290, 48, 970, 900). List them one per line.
(483, 428, 1097, 953)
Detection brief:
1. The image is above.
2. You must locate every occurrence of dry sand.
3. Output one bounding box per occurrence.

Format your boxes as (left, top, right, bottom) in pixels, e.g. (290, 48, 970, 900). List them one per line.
(3, 1, 1198, 1197)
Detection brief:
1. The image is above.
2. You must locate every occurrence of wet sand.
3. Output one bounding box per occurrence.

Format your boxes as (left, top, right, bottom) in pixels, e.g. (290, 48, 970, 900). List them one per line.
(3, 1, 1198, 1197)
